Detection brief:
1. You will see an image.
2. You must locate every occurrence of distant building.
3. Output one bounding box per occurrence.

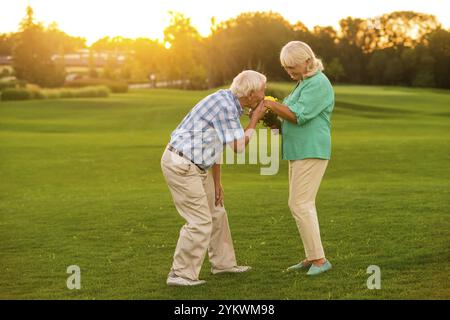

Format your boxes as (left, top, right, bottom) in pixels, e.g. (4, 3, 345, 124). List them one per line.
(52, 49, 126, 67)
(0, 55, 12, 66)
(0, 56, 13, 78)
(0, 50, 126, 69)
(0, 50, 127, 82)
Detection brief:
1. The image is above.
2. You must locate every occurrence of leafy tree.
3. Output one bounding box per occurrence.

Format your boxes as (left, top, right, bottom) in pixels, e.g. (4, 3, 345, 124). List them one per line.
(367, 50, 389, 84)
(207, 12, 294, 86)
(162, 12, 207, 88)
(309, 26, 338, 64)
(325, 58, 345, 83)
(8, 7, 447, 89)
(131, 38, 165, 80)
(383, 51, 404, 85)
(12, 6, 65, 87)
(336, 17, 367, 83)
(46, 22, 86, 53)
(91, 36, 133, 53)
(0, 33, 16, 55)
(426, 29, 450, 88)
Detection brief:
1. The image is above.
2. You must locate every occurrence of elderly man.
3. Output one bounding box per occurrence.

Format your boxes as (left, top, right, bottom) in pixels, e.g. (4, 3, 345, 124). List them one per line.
(161, 70, 267, 286)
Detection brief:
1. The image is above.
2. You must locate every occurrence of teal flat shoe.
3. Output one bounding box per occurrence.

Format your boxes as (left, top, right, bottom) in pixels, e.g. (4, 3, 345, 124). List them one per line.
(306, 261, 332, 276)
(287, 261, 312, 272)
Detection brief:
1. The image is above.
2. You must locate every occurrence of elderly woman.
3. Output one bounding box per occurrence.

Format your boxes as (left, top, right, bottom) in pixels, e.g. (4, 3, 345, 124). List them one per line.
(161, 70, 267, 286)
(263, 41, 334, 275)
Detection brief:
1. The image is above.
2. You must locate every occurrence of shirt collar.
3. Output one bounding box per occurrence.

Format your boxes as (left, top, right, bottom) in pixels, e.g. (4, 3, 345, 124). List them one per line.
(227, 90, 244, 116)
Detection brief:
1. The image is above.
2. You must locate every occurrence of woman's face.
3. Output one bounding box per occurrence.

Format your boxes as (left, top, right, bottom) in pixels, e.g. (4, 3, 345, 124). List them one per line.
(283, 62, 307, 81)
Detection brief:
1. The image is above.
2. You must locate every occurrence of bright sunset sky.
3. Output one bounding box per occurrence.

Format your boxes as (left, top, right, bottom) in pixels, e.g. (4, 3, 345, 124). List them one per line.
(1, 0, 449, 44)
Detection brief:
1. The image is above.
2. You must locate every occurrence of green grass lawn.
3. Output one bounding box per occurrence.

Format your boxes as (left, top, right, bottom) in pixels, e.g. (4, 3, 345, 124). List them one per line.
(0, 85, 449, 299)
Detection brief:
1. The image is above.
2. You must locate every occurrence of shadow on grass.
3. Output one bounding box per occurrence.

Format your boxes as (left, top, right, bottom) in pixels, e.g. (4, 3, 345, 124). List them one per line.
(335, 101, 416, 117)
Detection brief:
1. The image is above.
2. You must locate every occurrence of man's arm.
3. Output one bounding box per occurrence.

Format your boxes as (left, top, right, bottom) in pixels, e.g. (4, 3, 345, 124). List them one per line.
(231, 102, 266, 153)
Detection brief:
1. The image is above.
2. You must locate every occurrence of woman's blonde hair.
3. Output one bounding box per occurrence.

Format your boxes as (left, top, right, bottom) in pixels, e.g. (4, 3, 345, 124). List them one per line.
(280, 41, 324, 78)
(230, 70, 267, 98)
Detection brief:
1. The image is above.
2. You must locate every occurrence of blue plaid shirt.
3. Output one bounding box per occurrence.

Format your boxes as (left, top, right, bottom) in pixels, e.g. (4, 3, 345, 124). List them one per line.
(169, 89, 244, 170)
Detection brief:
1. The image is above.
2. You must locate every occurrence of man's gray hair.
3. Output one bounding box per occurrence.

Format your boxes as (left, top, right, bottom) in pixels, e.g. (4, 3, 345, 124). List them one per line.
(230, 70, 267, 98)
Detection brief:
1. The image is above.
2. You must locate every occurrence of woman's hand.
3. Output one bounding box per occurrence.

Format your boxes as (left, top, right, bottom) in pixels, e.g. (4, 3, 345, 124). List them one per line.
(262, 100, 298, 125)
(215, 183, 224, 207)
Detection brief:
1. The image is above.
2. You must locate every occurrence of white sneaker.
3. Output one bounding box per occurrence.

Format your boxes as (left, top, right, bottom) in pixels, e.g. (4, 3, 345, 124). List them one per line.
(211, 265, 252, 275)
(166, 274, 206, 286)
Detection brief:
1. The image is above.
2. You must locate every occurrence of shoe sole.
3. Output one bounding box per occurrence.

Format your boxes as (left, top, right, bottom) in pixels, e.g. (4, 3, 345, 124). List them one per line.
(167, 282, 206, 286)
(167, 278, 206, 286)
(211, 268, 252, 275)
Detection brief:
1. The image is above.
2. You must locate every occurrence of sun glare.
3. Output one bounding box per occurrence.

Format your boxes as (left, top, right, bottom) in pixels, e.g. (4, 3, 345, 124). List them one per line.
(1, 0, 449, 44)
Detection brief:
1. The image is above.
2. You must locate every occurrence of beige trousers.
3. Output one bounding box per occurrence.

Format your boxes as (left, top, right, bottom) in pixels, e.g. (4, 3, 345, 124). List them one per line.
(288, 159, 328, 261)
(161, 147, 237, 281)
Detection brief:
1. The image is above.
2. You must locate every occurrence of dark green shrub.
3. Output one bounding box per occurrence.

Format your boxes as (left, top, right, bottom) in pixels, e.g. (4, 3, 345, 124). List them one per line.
(72, 86, 110, 98)
(265, 85, 289, 100)
(1, 88, 33, 100)
(0, 81, 16, 92)
(1, 86, 110, 101)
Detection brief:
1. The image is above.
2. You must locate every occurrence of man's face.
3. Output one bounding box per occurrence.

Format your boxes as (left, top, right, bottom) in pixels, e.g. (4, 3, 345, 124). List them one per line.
(247, 84, 266, 110)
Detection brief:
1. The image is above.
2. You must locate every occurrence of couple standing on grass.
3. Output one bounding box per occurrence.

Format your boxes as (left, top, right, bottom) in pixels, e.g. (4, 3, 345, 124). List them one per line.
(160, 41, 334, 286)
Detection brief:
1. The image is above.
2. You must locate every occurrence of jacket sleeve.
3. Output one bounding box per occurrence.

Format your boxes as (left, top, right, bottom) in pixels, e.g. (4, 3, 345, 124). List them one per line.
(287, 79, 330, 126)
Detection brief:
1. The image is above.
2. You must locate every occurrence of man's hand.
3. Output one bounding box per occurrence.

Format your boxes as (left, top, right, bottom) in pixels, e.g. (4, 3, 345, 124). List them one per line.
(251, 100, 267, 121)
(231, 101, 267, 153)
(215, 184, 224, 207)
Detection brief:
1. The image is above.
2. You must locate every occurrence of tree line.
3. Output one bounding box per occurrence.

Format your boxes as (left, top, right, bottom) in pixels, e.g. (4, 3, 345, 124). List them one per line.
(1, 7, 449, 89)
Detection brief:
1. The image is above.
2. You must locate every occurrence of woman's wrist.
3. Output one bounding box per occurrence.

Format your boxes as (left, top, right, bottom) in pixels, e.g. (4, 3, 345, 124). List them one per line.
(265, 100, 274, 110)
